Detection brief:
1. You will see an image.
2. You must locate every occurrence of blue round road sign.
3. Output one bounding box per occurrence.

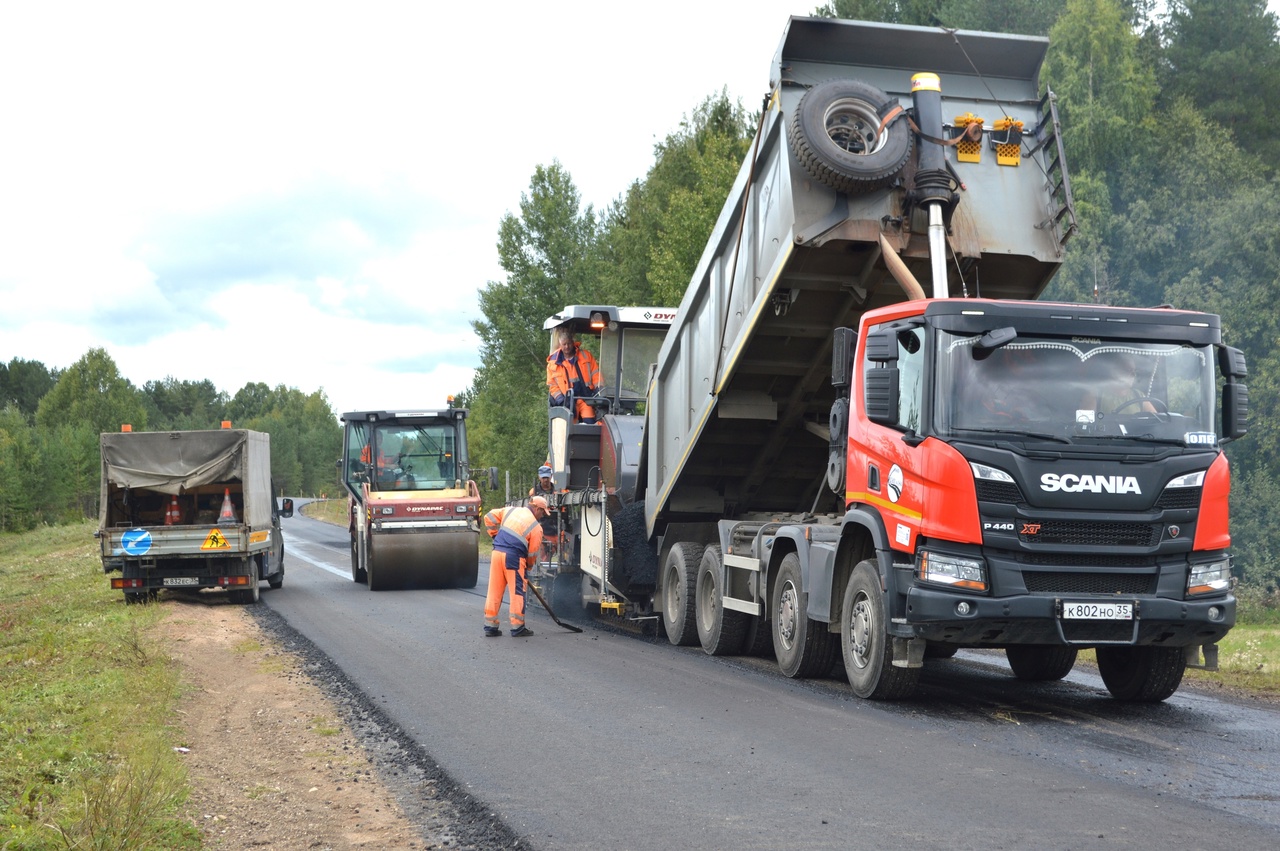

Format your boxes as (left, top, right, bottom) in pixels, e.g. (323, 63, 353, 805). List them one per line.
(121, 528, 152, 556)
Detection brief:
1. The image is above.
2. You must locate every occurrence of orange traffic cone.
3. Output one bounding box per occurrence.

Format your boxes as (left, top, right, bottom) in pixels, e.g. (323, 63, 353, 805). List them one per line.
(164, 495, 181, 526)
(218, 488, 238, 525)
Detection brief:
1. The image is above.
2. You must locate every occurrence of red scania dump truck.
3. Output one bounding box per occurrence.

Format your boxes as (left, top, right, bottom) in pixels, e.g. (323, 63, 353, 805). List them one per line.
(537, 16, 1248, 702)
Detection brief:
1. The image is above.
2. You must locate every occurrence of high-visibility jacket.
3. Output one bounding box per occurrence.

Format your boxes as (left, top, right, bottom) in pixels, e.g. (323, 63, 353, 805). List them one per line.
(485, 505, 544, 558)
(546, 344, 601, 402)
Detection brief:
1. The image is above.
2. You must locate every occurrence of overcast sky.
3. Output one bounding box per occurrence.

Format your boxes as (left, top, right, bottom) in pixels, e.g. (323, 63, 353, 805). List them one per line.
(0, 0, 807, 419)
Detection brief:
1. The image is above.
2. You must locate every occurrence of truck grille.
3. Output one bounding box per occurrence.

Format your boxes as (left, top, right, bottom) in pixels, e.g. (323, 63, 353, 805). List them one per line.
(1019, 520, 1158, 547)
(975, 480, 1023, 503)
(1023, 571, 1155, 595)
(1155, 487, 1201, 510)
(1017, 552, 1154, 568)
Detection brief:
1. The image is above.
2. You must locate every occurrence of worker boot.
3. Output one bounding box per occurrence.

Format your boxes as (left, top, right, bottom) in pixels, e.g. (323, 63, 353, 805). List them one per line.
(510, 625, 534, 637)
(483, 626, 502, 637)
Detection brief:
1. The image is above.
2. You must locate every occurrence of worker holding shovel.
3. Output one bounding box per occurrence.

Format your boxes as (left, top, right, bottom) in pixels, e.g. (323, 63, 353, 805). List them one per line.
(482, 497, 548, 637)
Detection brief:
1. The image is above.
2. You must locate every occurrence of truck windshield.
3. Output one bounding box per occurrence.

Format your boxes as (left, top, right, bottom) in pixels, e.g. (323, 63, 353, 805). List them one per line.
(933, 332, 1217, 445)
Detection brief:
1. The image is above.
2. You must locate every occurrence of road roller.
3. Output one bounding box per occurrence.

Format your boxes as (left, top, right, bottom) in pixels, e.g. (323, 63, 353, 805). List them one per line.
(341, 405, 487, 590)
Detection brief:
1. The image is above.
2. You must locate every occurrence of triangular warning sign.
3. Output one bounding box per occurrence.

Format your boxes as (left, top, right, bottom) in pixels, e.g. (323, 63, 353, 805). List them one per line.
(201, 529, 231, 550)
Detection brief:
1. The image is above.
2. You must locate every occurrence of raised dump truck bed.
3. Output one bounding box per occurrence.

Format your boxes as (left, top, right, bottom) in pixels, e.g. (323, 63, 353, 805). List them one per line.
(645, 16, 1075, 530)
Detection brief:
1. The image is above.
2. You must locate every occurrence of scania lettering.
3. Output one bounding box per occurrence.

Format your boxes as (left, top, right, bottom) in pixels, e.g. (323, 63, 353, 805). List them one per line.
(1040, 474, 1142, 494)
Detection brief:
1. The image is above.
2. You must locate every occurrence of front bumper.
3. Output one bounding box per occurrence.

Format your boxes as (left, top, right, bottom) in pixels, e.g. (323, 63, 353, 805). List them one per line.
(905, 584, 1235, 646)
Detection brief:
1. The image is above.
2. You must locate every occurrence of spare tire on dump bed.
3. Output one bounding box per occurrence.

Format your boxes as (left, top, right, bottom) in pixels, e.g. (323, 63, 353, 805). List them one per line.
(787, 78, 913, 194)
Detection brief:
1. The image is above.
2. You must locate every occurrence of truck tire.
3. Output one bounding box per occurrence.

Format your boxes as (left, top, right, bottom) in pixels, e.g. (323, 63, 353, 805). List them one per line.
(1005, 645, 1077, 681)
(841, 560, 918, 699)
(1096, 646, 1186, 702)
(351, 535, 367, 584)
(267, 554, 284, 590)
(661, 542, 700, 646)
(772, 552, 837, 678)
(696, 545, 747, 656)
(234, 560, 260, 604)
(788, 79, 913, 194)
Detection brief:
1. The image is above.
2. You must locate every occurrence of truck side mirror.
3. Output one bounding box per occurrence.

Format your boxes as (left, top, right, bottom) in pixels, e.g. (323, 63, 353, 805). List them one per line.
(1223, 383, 1249, 440)
(1219, 345, 1247, 379)
(487, 467, 500, 490)
(832, 327, 856, 389)
(279, 498, 294, 519)
(865, 368, 899, 425)
(864, 328, 899, 363)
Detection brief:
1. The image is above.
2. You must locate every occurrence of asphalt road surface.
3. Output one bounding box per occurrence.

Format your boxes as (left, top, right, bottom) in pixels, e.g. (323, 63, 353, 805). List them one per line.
(262, 504, 1280, 850)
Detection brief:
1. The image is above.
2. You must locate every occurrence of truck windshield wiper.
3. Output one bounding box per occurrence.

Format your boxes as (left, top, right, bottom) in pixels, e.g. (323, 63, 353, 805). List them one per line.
(951, 427, 1070, 444)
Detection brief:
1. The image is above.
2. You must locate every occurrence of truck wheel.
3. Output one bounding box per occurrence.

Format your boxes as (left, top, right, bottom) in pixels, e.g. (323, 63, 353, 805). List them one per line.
(351, 536, 367, 584)
(696, 545, 747, 656)
(1005, 645, 1077, 681)
(841, 560, 918, 699)
(661, 542, 700, 646)
(772, 552, 837, 678)
(267, 554, 284, 590)
(788, 79, 913, 194)
(1096, 646, 1186, 702)
(234, 561, 260, 604)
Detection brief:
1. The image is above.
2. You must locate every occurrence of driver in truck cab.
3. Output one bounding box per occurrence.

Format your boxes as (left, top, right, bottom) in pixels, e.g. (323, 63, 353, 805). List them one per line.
(547, 329, 601, 424)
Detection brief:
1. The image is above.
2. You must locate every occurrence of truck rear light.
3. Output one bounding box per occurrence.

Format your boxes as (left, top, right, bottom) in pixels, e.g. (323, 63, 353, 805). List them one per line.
(1187, 558, 1232, 596)
(918, 551, 987, 592)
(111, 578, 144, 589)
(217, 575, 251, 587)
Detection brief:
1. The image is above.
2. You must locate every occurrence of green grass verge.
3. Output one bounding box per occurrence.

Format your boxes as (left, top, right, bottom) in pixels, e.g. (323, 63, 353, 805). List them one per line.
(0, 521, 200, 850)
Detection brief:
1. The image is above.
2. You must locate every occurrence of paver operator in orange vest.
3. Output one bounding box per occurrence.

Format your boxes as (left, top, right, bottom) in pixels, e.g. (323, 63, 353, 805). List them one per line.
(546, 329, 602, 424)
(482, 496, 549, 637)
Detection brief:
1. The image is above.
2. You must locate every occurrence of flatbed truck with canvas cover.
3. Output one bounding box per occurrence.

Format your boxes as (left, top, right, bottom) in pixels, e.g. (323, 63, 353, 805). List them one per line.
(544, 16, 1248, 702)
(97, 426, 293, 604)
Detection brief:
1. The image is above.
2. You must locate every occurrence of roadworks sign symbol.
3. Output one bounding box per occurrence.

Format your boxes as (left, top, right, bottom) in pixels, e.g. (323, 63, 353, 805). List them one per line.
(201, 529, 231, 550)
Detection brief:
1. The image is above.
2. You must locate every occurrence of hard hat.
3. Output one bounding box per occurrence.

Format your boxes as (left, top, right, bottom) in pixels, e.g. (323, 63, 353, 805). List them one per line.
(529, 496, 549, 512)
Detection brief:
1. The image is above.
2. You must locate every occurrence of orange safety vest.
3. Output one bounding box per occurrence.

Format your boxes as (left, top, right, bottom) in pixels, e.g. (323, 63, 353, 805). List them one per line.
(546, 344, 601, 399)
(490, 506, 544, 557)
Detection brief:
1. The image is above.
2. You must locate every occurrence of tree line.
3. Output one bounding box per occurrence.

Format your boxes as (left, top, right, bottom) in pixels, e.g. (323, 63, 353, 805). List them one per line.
(0, 349, 341, 531)
(4, 1, 1279, 594)
(464, 0, 1280, 593)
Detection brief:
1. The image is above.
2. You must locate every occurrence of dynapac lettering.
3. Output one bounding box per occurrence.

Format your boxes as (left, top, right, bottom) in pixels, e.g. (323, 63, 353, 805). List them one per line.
(1040, 473, 1142, 494)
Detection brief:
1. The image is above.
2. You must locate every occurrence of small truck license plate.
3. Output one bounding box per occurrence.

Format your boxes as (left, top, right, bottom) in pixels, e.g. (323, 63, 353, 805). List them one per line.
(1062, 601, 1133, 619)
(163, 577, 200, 587)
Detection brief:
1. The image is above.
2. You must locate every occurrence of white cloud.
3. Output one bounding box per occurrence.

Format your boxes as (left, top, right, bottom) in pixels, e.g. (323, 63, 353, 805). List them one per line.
(0, 0, 808, 418)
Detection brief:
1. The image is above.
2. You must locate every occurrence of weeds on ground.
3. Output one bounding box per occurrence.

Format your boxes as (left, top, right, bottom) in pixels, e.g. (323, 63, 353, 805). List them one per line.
(0, 520, 199, 850)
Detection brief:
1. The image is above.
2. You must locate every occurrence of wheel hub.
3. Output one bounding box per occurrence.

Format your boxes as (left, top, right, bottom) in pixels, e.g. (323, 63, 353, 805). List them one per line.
(849, 596, 872, 668)
(778, 583, 799, 649)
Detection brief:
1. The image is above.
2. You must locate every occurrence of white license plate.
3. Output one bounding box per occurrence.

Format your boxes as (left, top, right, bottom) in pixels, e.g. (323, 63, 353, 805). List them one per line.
(1062, 600, 1132, 620)
(163, 577, 201, 587)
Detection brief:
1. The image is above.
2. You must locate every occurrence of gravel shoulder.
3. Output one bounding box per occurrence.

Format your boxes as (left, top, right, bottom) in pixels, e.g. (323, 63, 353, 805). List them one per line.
(163, 594, 521, 850)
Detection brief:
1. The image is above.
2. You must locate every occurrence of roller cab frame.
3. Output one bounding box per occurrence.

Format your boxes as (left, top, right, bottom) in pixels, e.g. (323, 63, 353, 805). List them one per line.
(341, 407, 483, 590)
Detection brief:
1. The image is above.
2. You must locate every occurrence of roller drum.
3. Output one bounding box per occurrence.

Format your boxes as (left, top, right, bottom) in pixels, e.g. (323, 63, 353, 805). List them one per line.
(367, 527, 479, 590)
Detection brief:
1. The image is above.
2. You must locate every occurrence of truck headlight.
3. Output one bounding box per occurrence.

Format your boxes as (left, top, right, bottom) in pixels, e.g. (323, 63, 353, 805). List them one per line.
(1187, 558, 1232, 596)
(918, 551, 987, 592)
